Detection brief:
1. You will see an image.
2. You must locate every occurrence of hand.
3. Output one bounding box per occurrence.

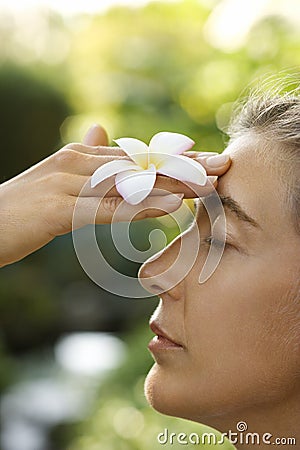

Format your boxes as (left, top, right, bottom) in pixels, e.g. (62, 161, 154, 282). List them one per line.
(0, 125, 231, 267)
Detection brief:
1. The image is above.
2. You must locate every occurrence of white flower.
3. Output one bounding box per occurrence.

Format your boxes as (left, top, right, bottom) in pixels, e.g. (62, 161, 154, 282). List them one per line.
(91, 131, 207, 205)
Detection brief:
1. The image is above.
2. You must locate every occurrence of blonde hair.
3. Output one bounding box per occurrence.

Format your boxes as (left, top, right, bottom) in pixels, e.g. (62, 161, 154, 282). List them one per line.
(227, 85, 300, 234)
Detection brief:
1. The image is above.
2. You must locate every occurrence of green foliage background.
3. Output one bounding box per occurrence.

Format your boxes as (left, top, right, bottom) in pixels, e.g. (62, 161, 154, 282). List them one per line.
(0, 0, 299, 449)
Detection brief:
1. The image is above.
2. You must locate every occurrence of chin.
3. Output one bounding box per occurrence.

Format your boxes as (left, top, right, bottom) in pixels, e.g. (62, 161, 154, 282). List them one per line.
(144, 364, 243, 426)
(144, 368, 235, 433)
(145, 364, 179, 416)
(144, 364, 199, 421)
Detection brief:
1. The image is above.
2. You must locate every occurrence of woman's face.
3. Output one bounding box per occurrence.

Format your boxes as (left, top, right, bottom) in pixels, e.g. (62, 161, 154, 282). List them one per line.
(139, 134, 300, 425)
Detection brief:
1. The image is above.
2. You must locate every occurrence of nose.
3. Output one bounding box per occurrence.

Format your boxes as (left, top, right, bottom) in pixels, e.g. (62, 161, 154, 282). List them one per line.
(138, 225, 199, 297)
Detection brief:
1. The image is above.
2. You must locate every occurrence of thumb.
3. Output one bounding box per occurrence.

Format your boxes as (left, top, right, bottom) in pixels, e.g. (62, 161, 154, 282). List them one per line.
(83, 124, 109, 146)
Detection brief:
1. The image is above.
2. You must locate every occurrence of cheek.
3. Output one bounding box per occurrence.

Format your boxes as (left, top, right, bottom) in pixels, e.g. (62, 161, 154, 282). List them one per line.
(183, 254, 300, 411)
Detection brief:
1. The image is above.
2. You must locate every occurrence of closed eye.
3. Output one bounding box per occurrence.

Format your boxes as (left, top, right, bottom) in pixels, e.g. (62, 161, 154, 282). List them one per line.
(203, 235, 234, 250)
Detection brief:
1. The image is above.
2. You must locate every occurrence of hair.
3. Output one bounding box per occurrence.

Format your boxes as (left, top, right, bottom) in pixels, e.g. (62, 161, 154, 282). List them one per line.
(227, 82, 300, 234)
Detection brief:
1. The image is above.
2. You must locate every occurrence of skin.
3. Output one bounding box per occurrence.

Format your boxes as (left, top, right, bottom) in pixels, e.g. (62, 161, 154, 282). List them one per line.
(139, 133, 300, 449)
(0, 124, 230, 267)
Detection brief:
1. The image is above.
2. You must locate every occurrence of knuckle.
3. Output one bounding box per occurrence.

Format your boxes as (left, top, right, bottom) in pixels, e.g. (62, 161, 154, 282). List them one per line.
(53, 148, 79, 168)
(39, 172, 58, 188)
(55, 171, 69, 185)
(59, 172, 80, 194)
(141, 210, 151, 219)
(169, 177, 181, 187)
(95, 145, 109, 154)
(64, 142, 82, 151)
(42, 171, 66, 187)
(101, 197, 121, 212)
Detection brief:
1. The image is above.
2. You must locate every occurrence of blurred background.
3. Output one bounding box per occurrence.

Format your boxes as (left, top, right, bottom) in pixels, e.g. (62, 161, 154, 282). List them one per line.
(0, 0, 299, 449)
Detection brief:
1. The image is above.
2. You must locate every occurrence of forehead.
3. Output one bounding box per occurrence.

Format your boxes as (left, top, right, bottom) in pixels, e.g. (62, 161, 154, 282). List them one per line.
(218, 134, 290, 236)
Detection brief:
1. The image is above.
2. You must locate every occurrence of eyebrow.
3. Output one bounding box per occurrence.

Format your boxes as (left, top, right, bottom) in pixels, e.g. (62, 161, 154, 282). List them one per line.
(219, 195, 261, 229)
(197, 194, 261, 230)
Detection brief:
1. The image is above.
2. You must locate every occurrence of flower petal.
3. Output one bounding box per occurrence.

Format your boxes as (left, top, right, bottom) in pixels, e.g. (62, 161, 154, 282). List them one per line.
(115, 164, 157, 205)
(157, 154, 207, 186)
(114, 137, 149, 168)
(149, 132, 195, 156)
(91, 159, 140, 188)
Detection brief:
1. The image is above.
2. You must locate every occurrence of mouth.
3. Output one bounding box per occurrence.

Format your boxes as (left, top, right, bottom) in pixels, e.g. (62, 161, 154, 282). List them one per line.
(148, 321, 184, 352)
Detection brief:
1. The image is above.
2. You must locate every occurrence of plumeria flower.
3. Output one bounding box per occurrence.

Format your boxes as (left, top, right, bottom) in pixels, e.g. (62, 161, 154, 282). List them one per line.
(91, 132, 208, 205)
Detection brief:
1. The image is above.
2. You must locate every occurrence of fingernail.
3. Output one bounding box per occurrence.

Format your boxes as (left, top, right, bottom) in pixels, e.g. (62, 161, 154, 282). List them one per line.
(185, 151, 219, 158)
(206, 153, 230, 167)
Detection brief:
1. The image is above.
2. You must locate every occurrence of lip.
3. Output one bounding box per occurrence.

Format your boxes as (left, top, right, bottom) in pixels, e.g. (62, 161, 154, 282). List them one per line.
(148, 321, 184, 352)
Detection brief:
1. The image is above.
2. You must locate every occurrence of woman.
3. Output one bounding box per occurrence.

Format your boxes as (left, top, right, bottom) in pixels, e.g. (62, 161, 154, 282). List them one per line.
(2, 88, 299, 448)
(139, 90, 300, 448)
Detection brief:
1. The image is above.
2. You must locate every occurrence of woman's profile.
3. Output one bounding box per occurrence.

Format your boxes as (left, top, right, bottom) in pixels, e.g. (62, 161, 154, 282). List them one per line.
(139, 86, 300, 448)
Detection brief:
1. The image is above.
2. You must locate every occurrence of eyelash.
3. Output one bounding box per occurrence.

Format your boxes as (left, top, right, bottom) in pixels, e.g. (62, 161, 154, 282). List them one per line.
(203, 235, 233, 250)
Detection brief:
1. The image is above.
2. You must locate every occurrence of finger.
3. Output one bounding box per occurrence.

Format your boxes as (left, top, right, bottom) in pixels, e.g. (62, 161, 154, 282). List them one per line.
(65, 172, 218, 198)
(184, 151, 219, 157)
(54, 172, 126, 197)
(153, 175, 218, 198)
(83, 124, 109, 146)
(64, 143, 126, 156)
(72, 193, 184, 226)
(186, 153, 231, 176)
(52, 149, 128, 175)
(60, 146, 229, 178)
